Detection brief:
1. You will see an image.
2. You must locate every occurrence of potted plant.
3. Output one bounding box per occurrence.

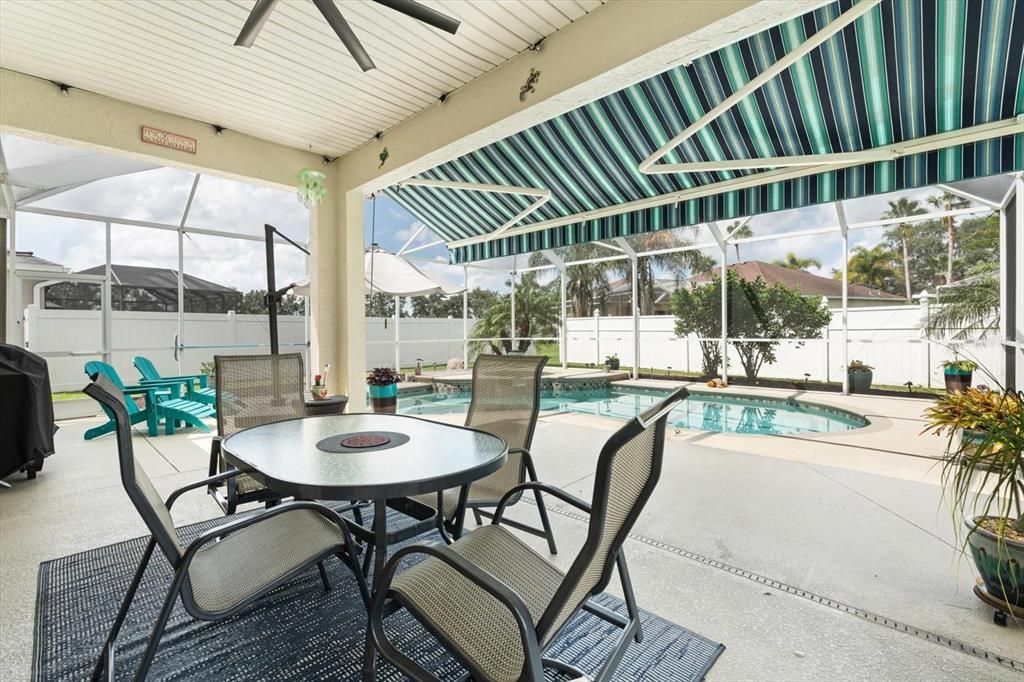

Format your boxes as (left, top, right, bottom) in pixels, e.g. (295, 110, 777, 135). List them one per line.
(200, 360, 216, 391)
(604, 354, 620, 371)
(941, 357, 977, 393)
(311, 363, 330, 401)
(367, 367, 400, 414)
(847, 360, 873, 393)
(923, 386, 1024, 621)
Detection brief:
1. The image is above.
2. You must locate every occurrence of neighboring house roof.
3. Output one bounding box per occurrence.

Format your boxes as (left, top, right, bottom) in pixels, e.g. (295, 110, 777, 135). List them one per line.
(688, 261, 903, 301)
(12, 251, 69, 273)
(76, 264, 238, 294)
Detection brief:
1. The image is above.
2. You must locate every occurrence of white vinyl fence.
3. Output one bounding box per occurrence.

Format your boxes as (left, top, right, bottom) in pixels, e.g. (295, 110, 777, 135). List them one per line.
(29, 304, 1003, 392)
(564, 305, 1004, 388)
(27, 307, 306, 391)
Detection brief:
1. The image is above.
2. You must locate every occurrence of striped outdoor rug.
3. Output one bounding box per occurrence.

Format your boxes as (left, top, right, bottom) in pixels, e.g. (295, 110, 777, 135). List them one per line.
(34, 512, 724, 680)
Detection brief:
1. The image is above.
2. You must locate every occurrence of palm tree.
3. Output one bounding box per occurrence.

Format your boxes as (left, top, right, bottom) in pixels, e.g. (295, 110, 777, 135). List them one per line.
(927, 191, 970, 285)
(470, 275, 559, 354)
(927, 263, 1000, 340)
(882, 197, 926, 299)
(772, 252, 822, 271)
(727, 221, 754, 262)
(609, 230, 709, 315)
(836, 244, 901, 294)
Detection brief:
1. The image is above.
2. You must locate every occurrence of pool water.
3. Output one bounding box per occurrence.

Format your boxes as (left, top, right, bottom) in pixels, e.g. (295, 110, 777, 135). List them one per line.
(397, 387, 868, 435)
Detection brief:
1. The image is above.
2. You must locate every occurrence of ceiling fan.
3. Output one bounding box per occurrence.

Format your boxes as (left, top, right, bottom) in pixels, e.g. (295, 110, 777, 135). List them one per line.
(234, 0, 461, 72)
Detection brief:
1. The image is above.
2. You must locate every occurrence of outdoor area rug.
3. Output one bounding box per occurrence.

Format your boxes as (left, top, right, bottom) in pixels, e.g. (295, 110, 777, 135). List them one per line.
(34, 512, 725, 681)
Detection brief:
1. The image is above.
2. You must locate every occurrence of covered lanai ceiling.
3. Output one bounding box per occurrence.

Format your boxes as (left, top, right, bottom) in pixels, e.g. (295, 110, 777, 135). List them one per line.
(384, 0, 1024, 264)
(0, 0, 603, 155)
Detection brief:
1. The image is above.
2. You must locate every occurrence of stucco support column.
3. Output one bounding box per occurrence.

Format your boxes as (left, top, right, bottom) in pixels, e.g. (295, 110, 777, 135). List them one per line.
(310, 181, 365, 405)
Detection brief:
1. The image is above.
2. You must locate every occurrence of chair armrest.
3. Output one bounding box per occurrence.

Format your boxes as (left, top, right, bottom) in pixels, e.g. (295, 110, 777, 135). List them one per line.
(165, 470, 242, 509)
(137, 378, 193, 387)
(178, 501, 356, 566)
(370, 543, 545, 681)
(121, 385, 171, 395)
(494, 482, 591, 524)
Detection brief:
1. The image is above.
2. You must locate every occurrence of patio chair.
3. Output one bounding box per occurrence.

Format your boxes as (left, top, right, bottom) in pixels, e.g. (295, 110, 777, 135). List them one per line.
(82, 360, 213, 440)
(207, 353, 307, 515)
(366, 387, 690, 682)
(83, 373, 368, 681)
(133, 355, 216, 408)
(403, 354, 557, 553)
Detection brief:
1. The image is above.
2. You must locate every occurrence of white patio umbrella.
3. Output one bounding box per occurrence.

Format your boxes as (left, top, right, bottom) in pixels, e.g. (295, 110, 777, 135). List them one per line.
(289, 248, 462, 297)
(291, 248, 462, 372)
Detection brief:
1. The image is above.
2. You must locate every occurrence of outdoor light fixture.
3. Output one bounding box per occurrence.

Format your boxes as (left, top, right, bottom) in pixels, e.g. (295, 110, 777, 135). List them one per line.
(296, 168, 327, 208)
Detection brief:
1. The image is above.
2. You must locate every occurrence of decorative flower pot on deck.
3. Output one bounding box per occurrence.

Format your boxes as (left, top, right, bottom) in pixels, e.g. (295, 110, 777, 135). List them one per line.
(944, 369, 973, 394)
(369, 382, 398, 414)
(966, 517, 1024, 610)
(847, 369, 873, 393)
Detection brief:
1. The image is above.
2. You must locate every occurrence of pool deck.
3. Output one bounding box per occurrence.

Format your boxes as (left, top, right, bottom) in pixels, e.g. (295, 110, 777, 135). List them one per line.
(2, 385, 1021, 681)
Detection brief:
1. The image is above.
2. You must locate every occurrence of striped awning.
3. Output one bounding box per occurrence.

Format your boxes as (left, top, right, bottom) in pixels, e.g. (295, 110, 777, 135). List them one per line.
(386, 0, 1024, 264)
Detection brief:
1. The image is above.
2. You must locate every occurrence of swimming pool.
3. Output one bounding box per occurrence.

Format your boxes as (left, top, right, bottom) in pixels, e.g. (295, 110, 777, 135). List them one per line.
(397, 387, 868, 435)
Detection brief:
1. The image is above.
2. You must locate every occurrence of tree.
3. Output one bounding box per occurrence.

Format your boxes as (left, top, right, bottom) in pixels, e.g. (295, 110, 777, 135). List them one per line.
(881, 197, 926, 299)
(725, 273, 831, 380)
(609, 230, 712, 315)
(365, 291, 396, 317)
(470, 275, 559, 354)
(238, 289, 305, 315)
(542, 244, 611, 317)
(673, 271, 831, 380)
(772, 252, 822, 271)
(927, 191, 970, 285)
(835, 244, 902, 294)
(927, 262, 1000, 340)
(727, 221, 754, 261)
(671, 284, 722, 377)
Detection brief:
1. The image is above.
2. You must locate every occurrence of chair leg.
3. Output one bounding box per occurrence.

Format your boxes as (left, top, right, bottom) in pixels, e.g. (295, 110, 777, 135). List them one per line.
(524, 457, 558, 555)
(616, 551, 643, 644)
(471, 508, 484, 526)
(133, 566, 189, 682)
(317, 561, 332, 592)
(91, 538, 156, 681)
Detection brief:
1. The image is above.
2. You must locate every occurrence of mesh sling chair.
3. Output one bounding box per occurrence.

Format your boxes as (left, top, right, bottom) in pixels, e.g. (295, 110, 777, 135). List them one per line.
(403, 354, 558, 553)
(366, 387, 690, 682)
(207, 353, 307, 514)
(83, 373, 369, 681)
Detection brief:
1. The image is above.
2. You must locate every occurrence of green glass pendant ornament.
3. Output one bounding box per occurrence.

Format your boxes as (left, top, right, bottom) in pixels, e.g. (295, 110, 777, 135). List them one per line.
(296, 168, 327, 208)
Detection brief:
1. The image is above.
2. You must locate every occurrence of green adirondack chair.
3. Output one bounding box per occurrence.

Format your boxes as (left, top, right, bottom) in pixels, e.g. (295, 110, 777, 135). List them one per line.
(83, 361, 214, 440)
(133, 356, 216, 408)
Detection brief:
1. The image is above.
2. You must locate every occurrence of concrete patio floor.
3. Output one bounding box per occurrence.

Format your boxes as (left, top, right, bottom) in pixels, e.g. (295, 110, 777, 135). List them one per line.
(2, 395, 1022, 680)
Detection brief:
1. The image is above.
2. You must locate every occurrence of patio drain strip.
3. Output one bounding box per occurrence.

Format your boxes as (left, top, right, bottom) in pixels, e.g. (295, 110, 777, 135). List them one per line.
(534, 502, 1023, 673)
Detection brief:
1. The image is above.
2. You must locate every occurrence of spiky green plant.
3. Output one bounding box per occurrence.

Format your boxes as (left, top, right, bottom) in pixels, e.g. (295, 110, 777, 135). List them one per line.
(923, 387, 1024, 535)
(927, 263, 1000, 340)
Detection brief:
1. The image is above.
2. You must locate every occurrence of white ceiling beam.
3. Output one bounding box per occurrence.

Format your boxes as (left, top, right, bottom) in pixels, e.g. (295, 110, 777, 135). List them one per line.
(936, 183, 1001, 210)
(638, 0, 882, 176)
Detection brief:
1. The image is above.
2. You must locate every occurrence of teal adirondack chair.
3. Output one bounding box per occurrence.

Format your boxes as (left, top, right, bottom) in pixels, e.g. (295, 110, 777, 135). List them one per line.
(82, 361, 214, 440)
(134, 356, 216, 408)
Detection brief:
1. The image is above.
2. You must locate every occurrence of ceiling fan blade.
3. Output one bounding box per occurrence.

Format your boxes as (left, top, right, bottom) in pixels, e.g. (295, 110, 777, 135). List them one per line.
(373, 0, 460, 35)
(311, 0, 376, 72)
(234, 0, 280, 47)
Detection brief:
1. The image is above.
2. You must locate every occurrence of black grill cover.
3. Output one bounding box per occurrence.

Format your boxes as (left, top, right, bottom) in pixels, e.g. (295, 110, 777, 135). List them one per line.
(0, 344, 56, 478)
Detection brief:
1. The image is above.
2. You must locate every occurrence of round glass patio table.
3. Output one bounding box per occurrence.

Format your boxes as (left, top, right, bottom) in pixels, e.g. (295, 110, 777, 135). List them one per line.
(220, 413, 508, 590)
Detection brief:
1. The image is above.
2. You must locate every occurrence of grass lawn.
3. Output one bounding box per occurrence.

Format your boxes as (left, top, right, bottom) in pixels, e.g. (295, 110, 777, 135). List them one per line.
(52, 391, 86, 402)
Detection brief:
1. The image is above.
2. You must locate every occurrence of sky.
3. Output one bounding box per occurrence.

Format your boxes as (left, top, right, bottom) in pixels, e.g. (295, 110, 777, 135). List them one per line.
(6, 132, 991, 300)
(6, 134, 309, 293)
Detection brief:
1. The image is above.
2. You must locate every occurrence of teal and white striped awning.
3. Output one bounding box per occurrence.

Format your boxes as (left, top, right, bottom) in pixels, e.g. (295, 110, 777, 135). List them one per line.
(385, 0, 1024, 264)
